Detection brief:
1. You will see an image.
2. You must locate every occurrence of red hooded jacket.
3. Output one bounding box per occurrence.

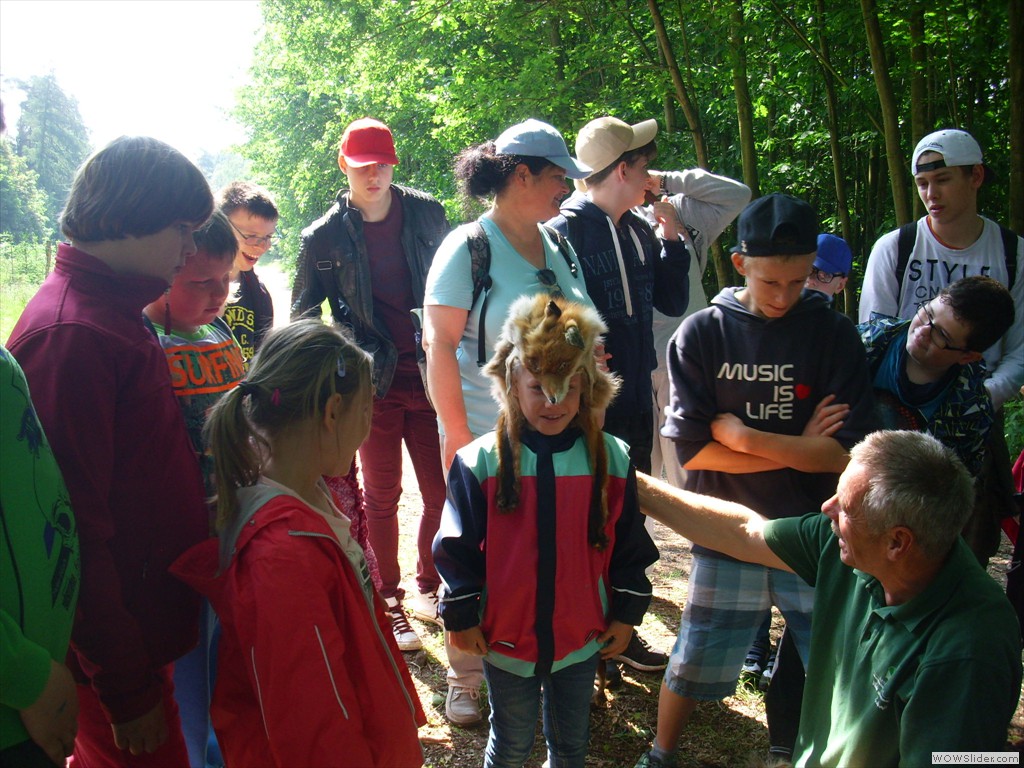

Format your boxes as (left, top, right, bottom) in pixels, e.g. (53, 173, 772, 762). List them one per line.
(172, 485, 425, 767)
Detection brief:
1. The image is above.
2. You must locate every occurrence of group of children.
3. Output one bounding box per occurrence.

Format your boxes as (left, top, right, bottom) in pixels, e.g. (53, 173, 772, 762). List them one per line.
(2, 120, 1020, 768)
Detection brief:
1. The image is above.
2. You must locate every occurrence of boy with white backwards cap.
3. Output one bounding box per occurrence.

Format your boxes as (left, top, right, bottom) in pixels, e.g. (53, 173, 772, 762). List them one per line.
(860, 128, 1023, 410)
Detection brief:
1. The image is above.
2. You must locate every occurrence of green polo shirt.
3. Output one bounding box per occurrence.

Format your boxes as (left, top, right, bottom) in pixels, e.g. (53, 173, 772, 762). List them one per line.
(765, 513, 1021, 767)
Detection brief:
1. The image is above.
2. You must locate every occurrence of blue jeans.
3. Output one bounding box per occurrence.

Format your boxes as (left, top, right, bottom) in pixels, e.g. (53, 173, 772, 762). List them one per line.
(482, 653, 599, 768)
(173, 601, 225, 768)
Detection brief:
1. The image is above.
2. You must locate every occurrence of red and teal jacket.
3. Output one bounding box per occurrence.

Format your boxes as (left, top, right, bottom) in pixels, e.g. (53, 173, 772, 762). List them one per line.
(434, 426, 658, 678)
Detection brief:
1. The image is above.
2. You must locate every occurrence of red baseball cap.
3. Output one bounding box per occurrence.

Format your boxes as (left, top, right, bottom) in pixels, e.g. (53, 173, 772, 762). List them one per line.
(339, 118, 399, 166)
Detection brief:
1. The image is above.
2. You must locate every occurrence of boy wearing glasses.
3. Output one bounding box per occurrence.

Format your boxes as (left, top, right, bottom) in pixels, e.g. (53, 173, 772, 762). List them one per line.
(219, 181, 280, 361)
(858, 276, 1014, 560)
(859, 129, 1023, 410)
(804, 233, 852, 306)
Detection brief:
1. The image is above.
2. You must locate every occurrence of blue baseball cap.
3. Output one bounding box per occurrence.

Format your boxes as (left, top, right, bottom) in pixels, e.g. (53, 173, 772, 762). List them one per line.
(814, 234, 853, 275)
(494, 119, 592, 179)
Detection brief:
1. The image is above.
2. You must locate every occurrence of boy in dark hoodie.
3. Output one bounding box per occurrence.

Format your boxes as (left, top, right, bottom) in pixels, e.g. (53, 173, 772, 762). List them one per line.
(636, 194, 877, 768)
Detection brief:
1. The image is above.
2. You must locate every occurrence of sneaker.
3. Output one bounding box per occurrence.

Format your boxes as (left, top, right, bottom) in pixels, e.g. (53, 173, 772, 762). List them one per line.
(445, 685, 483, 726)
(740, 649, 767, 689)
(385, 597, 422, 652)
(410, 588, 444, 629)
(634, 749, 677, 768)
(604, 659, 623, 690)
(614, 632, 669, 672)
(759, 648, 778, 691)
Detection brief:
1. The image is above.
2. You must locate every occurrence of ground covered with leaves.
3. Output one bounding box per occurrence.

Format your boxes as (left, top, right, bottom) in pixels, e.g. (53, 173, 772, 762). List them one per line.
(390, 454, 1023, 767)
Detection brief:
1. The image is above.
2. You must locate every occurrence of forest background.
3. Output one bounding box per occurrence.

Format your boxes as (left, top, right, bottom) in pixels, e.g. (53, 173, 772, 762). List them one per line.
(1, 2, 1023, 761)
(2, 0, 1023, 449)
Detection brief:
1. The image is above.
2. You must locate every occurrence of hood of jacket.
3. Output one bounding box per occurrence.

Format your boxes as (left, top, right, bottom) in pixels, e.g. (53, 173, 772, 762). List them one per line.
(709, 285, 831, 325)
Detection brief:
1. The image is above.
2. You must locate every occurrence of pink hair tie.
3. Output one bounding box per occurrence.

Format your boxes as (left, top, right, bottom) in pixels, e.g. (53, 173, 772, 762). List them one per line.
(271, 388, 281, 406)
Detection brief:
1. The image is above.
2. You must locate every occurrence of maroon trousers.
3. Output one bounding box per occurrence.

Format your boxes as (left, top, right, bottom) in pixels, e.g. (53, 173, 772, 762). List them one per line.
(359, 374, 446, 600)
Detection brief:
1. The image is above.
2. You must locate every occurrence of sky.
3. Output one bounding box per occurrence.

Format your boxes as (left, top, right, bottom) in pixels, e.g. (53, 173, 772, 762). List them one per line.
(0, 0, 264, 160)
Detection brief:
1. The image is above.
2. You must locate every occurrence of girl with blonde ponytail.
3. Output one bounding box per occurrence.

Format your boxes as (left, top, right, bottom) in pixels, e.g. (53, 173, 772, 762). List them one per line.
(173, 320, 426, 767)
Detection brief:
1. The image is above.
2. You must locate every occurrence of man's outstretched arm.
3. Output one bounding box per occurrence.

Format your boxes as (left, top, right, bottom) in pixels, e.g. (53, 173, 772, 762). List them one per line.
(637, 472, 792, 572)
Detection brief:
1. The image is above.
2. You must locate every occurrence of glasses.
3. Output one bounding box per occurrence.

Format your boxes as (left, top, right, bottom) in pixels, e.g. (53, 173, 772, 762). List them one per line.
(810, 268, 845, 284)
(915, 302, 971, 353)
(229, 219, 279, 248)
(536, 268, 564, 298)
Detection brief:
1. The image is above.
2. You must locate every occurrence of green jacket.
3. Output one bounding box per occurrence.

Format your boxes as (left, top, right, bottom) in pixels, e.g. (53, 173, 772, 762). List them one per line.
(0, 346, 79, 751)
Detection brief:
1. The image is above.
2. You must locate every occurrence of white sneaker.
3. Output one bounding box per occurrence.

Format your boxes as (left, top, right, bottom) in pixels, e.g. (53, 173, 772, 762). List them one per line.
(385, 596, 422, 651)
(445, 685, 482, 726)
(410, 589, 444, 629)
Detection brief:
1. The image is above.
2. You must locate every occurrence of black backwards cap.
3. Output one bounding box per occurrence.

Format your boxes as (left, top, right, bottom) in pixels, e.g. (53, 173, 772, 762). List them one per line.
(731, 193, 818, 256)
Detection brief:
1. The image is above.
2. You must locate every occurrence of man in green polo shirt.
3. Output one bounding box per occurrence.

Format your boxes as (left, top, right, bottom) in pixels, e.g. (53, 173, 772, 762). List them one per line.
(636, 430, 1021, 767)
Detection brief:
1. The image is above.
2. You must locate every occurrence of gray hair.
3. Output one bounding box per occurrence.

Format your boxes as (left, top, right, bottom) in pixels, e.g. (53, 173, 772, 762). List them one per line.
(851, 431, 973, 560)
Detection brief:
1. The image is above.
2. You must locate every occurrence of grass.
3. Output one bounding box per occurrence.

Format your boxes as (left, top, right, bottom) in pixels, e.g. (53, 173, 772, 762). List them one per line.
(0, 281, 38, 343)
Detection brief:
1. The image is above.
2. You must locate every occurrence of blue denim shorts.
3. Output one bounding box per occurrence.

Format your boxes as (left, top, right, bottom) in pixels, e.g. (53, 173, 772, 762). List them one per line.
(664, 551, 814, 700)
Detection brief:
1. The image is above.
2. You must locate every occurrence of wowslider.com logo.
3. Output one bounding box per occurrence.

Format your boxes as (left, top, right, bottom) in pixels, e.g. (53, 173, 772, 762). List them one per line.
(932, 754, 1019, 765)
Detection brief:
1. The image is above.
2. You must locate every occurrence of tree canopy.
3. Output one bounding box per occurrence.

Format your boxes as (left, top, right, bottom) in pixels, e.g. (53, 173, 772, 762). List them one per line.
(0, 137, 48, 242)
(236, 0, 1017, 302)
(9, 73, 91, 238)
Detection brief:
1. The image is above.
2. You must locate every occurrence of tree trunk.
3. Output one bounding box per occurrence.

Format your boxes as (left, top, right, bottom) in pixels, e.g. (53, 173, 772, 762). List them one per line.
(729, 0, 760, 199)
(647, 0, 709, 168)
(813, 0, 855, 318)
(861, 0, 912, 225)
(909, 1, 927, 219)
(649, 0, 734, 291)
(1009, 0, 1023, 231)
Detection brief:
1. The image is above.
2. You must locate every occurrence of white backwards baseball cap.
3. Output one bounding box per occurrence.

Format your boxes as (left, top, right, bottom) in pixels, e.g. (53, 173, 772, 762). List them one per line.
(912, 129, 994, 183)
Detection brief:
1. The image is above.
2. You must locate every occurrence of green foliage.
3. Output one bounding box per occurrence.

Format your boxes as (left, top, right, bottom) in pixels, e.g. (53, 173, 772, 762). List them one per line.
(197, 150, 254, 196)
(0, 235, 51, 341)
(0, 138, 48, 241)
(1006, 397, 1024, 460)
(238, 0, 1014, 296)
(12, 73, 91, 236)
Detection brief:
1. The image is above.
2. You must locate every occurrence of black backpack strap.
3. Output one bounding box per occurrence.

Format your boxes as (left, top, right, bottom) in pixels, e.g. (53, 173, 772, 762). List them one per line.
(894, 222, 918, 306)
(469, 222, 582, 366)
(464, 222, 493, 366)
(541, 224, 579, 278)
(999, 225, 1018, 291)
(467, 221, 492, 307)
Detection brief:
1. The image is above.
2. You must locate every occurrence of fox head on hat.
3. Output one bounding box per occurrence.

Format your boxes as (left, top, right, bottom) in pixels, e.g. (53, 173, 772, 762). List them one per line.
(483, 294, 620, 547)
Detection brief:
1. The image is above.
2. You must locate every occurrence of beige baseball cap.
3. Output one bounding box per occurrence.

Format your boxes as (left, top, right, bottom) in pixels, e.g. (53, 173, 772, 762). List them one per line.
(574, 116, 658, 191)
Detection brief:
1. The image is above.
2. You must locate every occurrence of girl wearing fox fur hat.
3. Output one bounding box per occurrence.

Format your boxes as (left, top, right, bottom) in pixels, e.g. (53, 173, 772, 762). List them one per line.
(433, 293, 658, 767)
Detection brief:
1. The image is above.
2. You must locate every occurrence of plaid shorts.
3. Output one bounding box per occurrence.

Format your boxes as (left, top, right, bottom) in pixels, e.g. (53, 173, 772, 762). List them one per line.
(664, 550, 815, 700)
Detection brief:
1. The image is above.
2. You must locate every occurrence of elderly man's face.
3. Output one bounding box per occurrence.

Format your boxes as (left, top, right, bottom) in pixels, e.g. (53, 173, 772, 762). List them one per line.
(822, 461, 887, 572)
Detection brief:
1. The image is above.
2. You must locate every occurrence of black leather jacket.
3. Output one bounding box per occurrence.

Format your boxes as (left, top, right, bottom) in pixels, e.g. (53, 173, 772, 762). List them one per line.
(291, 185, 449, 397)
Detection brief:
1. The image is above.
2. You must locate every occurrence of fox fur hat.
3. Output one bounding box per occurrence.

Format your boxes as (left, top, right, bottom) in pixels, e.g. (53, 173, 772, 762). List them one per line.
(483, 293, 620, 547)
